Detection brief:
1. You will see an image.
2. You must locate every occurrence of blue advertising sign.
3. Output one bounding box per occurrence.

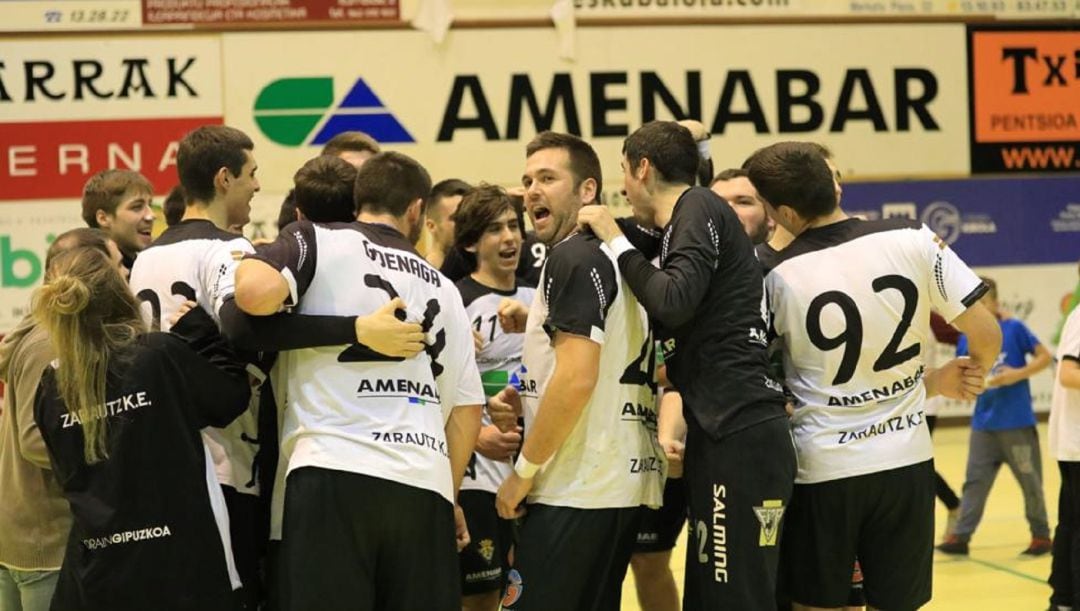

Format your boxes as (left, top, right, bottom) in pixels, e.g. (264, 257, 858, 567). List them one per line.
(841, 175, 1080, 267)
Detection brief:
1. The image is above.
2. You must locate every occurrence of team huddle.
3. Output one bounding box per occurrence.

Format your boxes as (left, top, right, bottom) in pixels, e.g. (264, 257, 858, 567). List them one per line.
(2, 120, 1004, 611)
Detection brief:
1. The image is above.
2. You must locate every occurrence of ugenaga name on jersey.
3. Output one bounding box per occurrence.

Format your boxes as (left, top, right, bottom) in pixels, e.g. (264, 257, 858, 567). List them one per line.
(129, 219, 260, 495)
(520, 232, 665, 510)
(766, 218, 987, 484)
(456, 276, 537, 494)
(250, 220, 484, 504)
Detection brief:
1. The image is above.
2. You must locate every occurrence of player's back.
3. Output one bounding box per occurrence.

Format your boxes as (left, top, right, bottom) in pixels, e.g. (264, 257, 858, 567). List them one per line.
(766, 217, 986, 483)
(269, 220, 477, 503)
(129, 218, 257, 494)
(130, 219, 251, 331)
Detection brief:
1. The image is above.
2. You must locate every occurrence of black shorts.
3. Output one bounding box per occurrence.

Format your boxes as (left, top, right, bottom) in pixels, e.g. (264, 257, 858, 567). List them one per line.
(502, 504, 640, 611)
(780, 460, 934, 610)
(458, 490, 513, 596)
(635, 477, 687, 554)
(279, 467, 460, 611)
(683, 415, 796, 611)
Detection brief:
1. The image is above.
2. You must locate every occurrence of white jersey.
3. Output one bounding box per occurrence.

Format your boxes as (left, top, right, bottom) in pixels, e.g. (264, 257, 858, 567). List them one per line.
(252, 220, 485, 504)
(1050, 306, 1080, 461)
(766, 219, 985, 484)
(129, 219, 260, 495)
(520, 232, 665, 510)
(456, 277, 536, 494)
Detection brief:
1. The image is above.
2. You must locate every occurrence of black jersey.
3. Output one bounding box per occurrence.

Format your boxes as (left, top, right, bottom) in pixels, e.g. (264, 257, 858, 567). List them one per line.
(613, 186, 786, 440)
(756, 241, 782, 272)
(34, 308, 250, 611)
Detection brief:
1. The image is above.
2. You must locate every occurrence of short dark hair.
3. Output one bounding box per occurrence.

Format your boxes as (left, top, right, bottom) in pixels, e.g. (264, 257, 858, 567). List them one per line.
(743, 142, 837, 221)
(293, 156, 358, 223)
(980, 276, 998, 300)
(177, 125, 254, 203)
(354, 152, 432, 217)
(809, 142, 834, 160)
(162, 184, 187, 226)
(452, 184, 521, 271)
(623, 121, 698, 187)
(46, 228, 112, 272)
(81, 169, 153, 227)
(525, 131, 602, 201)
(695, 156, 714, 188)
(425, 179, 472, 217)
(320, 131, 380, 158)
(710, 168, 749, 186)
(277, 190, 298, 231)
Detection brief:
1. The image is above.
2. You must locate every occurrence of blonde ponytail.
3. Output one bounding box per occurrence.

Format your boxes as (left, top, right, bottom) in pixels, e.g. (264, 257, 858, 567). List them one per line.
(33, 247, 145, 464)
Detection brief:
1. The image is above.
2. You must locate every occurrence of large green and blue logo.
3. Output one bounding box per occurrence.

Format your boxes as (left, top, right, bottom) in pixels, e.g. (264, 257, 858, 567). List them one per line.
(254, 77, 414, 147)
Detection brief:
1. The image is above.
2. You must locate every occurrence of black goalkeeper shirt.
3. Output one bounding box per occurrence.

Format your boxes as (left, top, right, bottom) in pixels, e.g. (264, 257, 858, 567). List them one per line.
(614, 186, 786, 439)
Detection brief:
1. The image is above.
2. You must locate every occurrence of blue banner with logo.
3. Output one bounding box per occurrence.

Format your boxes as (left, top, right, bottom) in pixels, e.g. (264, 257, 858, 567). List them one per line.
(841, 176, 1080, 267)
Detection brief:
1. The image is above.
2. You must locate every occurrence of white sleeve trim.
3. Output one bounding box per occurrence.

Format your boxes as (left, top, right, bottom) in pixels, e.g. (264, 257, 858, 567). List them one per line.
(281, 267, 299, 307)
(609, 235, 636, 260)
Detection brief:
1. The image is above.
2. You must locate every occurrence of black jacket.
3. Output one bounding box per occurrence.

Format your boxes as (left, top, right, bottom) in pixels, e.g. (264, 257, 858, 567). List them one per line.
(34, 307, 250, 611)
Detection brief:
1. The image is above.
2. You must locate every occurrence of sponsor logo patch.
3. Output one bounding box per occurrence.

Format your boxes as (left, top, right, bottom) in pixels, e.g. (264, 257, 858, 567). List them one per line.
(753, 499, 785, 547)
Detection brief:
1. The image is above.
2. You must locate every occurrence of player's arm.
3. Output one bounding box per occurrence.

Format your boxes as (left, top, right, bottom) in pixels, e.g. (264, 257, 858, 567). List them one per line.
(496, 245, 616, 518)
(923, 303, 1000, 401)
(446, 404, 482, 495)
(519, 332, 599, 466)
(446, 402, 481, 552)
(233, 223, 317, 316)
(1060, 313, 1080, 390)
(234, 259, 289, 315)
(948, 301, 1001, 373)
(577, 203, 712, 329)
(437, 288, 486, 497)
(616, 217, 662, 259)
(920, 225, 1002, 389)
(219, 298, 423, 357)
(496, 332, 599, 519)
(657, 390, 686, 478)
(167, 301, 252, 428)
(1061, 358, 1080, 390)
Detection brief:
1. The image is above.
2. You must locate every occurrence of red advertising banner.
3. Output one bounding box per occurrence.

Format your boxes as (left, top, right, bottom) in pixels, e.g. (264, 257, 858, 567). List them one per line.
(0, 116, 221, 200)
(142, 0, 399, 25)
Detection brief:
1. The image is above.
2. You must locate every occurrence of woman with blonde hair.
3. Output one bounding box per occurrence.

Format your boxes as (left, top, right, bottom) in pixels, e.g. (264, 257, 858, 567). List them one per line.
(0, 228, 119, 611)
(32, 245, 250, 611)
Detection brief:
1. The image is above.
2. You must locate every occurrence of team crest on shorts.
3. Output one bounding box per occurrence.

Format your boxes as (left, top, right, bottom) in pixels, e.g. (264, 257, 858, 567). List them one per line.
(753, 500, 786, 547)
(230, 250, 246, 261)
(502, 569, 523, 607)
(478, 538, 495, 563)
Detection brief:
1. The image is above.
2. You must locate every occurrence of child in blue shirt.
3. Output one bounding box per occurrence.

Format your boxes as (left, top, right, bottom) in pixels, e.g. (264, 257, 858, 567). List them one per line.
(938, 276, 1053, 556)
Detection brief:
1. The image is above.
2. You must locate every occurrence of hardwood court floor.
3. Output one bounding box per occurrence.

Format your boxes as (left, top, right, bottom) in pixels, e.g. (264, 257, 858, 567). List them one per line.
(620, 423, 1058, 610)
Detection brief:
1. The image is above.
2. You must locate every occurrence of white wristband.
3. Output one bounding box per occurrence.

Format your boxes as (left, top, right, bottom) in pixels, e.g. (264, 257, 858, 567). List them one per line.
(514, 454, 541, 479)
